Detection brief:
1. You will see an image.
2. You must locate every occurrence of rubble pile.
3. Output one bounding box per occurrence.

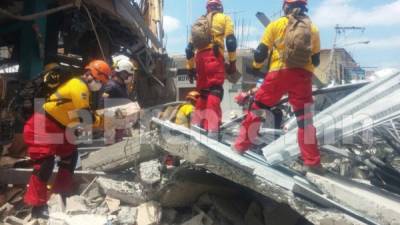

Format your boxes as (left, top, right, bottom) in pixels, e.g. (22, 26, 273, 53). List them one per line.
(0, 156, 313, 225)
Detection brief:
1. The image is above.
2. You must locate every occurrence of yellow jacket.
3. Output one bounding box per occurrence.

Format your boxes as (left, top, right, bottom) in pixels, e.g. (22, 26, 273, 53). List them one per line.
(187, 12, 236, 70)
(253, 16, 320, 73)
(174, 103, 194, 128)
(43, 78, 102, 128)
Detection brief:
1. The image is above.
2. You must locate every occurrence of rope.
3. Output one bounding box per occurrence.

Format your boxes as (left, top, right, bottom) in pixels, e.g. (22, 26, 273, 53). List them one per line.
(82, 4, 106, 61)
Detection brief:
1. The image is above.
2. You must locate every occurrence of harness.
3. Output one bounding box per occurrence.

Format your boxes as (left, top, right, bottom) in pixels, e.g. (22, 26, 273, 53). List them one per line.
(200, 85, 224, 100)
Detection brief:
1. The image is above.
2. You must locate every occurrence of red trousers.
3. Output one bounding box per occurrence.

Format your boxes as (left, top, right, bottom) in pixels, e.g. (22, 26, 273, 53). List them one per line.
(234, 68, 321, 166)
(23, 113, 77, 206)
(192, 48, 225, 133)
(192, 94, 222, 133)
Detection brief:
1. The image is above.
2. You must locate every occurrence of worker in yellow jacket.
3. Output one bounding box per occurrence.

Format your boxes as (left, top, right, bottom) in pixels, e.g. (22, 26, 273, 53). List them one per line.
(186, 0, 237, 138)
(23, 60, 111, 218)
(175, 91, 200, 127)
(233, 0, 323, 173)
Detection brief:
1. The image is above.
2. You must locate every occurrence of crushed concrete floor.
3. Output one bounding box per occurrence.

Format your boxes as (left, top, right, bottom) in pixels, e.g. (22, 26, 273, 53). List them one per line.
(1, 155, 317, 225)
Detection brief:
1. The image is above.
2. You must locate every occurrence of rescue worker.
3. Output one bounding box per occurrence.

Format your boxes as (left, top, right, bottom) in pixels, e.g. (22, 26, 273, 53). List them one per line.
(102, 58, 135, 144)
(175, 91, 201, 128)
(23, 60, 111, 218)
(233, 0, 324, 173)
(103, 58, 135, 100)
(186, 0, 237, 138)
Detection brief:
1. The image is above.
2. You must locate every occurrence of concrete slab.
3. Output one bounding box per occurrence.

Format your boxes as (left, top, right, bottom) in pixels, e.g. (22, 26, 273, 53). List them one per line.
(307, 173, 400, 225)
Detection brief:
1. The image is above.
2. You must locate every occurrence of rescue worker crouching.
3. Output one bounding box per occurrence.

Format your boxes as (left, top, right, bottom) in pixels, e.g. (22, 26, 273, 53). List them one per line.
(23, 60, 111, 218)
(175, 91, 201, 128)
(232, 0, 324, 174)
(185, 0, 237, 139)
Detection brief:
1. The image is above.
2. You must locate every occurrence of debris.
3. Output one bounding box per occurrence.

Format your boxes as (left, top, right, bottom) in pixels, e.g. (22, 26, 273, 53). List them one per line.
(0, 203, 14, 218)
(117, 206, 137, 225)
(105, 196, 120, 214)
(96, 177, 148, 206)
(81, 131, 160, 172)
(139, 159, 162, 185)
(307, 173, 400, 225)
(48, 194, 65, 214)
(136, 201, 162, 225)
(65, 196, 89, 215)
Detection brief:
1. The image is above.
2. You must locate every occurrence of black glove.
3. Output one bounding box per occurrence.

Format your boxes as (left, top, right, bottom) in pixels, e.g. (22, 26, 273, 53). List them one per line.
(188, 69, 196, 84)
(246, 65, 264, 79)
(225, 61, 237, 75)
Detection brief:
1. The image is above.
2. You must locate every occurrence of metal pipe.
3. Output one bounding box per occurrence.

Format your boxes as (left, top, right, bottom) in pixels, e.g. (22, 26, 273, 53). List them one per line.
(0, 3, 75, 21)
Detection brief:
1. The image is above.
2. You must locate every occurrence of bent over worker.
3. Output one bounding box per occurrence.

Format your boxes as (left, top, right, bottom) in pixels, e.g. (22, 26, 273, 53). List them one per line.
(233, 0, 323, 173)
(175, 91, 200, 128)
(23, 60, 111, 218)
(186, 0, 237, 138)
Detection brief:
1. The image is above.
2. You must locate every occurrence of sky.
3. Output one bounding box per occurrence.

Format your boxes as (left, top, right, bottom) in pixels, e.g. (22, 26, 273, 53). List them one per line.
(163, 0, 400, 70)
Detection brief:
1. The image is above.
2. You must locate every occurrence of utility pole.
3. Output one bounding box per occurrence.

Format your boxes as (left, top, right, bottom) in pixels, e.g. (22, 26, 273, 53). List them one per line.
(328, 25, 366, 84)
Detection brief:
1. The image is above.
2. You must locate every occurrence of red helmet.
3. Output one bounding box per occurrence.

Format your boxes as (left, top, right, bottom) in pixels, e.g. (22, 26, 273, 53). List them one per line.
(85, 60, 111, 84)
(284, 0, 307, 4)
(207, 0, 222, 8)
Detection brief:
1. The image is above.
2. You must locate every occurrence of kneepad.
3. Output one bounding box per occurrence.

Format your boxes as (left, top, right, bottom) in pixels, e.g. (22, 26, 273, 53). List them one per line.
(33, 157, 55, 182)
(58, 151, 78, 173)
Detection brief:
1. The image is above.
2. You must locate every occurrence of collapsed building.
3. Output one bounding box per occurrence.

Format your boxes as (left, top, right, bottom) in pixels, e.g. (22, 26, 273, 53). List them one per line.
(1, 1, 400, 225)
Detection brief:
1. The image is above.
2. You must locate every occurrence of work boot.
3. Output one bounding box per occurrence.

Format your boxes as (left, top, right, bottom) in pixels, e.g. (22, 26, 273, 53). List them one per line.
(31, 205, 49, 219)
(304, 164, 326, 175)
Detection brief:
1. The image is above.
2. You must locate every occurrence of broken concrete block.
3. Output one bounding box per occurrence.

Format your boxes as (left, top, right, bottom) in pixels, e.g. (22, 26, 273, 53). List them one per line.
(65, 196, 89, 215)
(105, 196, 120, 214)
(117, 206, 138, 225)
(307, 173, 400, 225)
(81, 130, 160, 172)
(139, 159, 162, 185)
(180, 213, 213, 225)
(48, 194, 65, 214)
(136, 201, 162, 225)
(82, 182, 104, 208)
(97, 177, 147, 206)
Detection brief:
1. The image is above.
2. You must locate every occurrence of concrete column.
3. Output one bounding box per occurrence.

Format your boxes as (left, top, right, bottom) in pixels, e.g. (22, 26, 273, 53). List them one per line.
(19, 0, 48, 80)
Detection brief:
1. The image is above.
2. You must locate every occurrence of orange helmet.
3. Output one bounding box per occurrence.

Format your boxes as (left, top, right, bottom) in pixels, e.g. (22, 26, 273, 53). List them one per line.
(284, 0, 307, 4)
(85, 60, 111, 84)
(186, 91, 200, 102)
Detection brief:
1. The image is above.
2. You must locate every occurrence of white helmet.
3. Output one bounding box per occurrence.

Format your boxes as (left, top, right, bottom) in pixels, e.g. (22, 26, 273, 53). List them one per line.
(114, 59, 135, 75)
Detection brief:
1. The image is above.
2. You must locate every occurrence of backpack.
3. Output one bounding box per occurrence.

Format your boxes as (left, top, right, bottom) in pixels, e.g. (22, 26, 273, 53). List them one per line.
(191, 12, 216, 49)
(283, 9, 313, 68)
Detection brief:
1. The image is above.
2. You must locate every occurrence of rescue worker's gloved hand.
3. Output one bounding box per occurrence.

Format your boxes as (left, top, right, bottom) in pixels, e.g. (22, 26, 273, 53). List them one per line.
(188, 69, 196, 84)
(235, 91, 249, 106)
(226, 61, 237, 75)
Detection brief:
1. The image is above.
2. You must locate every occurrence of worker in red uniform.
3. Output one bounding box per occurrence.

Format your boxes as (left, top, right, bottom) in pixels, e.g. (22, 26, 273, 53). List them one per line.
(23, 60, 111, 218)
(186, 0, 237, 139)
(233, 0, 324, 173)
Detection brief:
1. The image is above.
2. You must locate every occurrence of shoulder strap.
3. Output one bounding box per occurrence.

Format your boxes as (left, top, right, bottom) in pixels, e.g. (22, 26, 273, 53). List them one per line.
(207, 12, 217, 42)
